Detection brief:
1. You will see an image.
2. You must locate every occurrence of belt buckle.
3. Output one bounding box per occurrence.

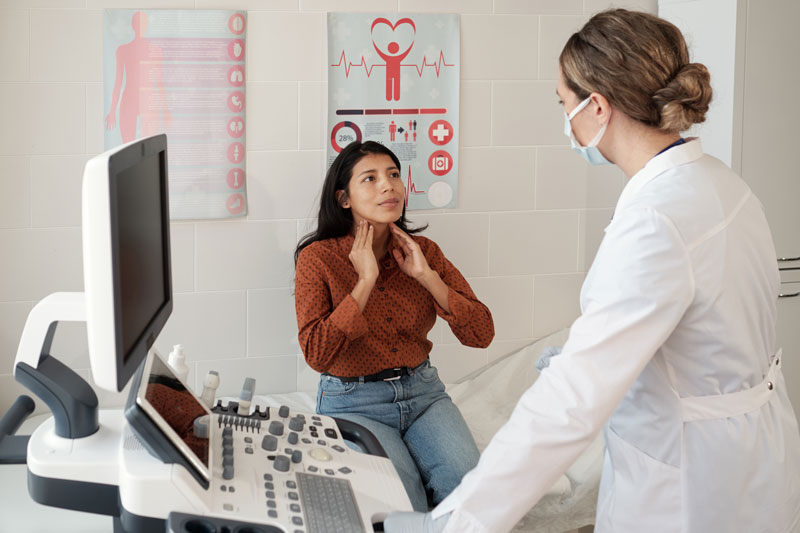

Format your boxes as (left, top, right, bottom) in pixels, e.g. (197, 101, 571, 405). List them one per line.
(383, 368, 403, 381)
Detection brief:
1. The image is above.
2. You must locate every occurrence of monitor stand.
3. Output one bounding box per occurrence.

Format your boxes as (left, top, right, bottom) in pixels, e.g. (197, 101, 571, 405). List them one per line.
(12, 292, 98, 439)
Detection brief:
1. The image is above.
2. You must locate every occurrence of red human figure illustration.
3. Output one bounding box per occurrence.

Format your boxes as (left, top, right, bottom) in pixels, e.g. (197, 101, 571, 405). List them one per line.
(371, 18, 415, 102)
(389, 120, 397, 141)
(105, 12, 171, 143)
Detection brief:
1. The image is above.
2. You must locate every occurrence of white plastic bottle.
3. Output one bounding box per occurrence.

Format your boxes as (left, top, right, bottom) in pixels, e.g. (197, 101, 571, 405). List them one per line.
(167, 344, 190, 384)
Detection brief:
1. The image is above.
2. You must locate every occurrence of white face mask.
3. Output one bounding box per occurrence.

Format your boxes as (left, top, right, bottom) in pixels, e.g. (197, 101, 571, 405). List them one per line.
(563, 96, 611, 165)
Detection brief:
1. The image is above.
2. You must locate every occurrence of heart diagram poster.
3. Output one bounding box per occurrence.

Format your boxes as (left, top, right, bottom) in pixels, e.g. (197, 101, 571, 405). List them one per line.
(327, 13, 460, 210)
(103, 10, 247, 220)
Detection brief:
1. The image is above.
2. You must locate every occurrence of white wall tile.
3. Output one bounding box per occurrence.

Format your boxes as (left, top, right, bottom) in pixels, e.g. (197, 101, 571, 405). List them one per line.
(429, 343, 487, 384)
(87, 0, 194, 7)
(195, 355, 298, 398)
(49, 321, 90, 371)
(584, 0, 657, 16)
(532, 272, 583, 337)
(247, 150, 324, 220)
(85, 83, 104, 155)
(461, 15, 538, 80)
(463, 276, 534, 341)
(0, 1, 84, 6)
(194, 0, 297, 9)
(154, 291, 247, 361)
(538, 16, 584, 80)
(0, 84, 85, 156)
(247, 288, 301, 357)
(586, 163, 624, 208)
(301, 0, 396, 10)
(169, 223, 194, 293)
(195, 220, 297, 291)
(579, 208, 613, 270)
(248, 12, 325, 82)
(457, 147, 535, 211)
(398, 0, 491, 13)
(535, 146, 587, 209)
(0, 157, 30, 228)
(0, 301, 34, 371)
(30, 156, 88, 228)
(0, 10, 29, 81)
(495, 0, 582, 15)
(0, 228, 83, 301)
(460, 81, 491, 147)
(297, 355, 320, 393)
(30, 10, 102, 82)
(246, 83, 299, 151)
(492, 81, 565, 146)
(299, 82, 326, 150)
(489, 211, 580, 275)
(412, 213, 490, 278)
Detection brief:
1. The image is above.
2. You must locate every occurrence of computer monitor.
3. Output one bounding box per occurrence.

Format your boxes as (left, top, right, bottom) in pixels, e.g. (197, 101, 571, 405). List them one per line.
(82, 134, 173, 392)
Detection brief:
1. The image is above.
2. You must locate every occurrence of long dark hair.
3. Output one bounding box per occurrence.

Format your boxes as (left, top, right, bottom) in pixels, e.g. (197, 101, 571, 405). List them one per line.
(294, 141, 426, 264)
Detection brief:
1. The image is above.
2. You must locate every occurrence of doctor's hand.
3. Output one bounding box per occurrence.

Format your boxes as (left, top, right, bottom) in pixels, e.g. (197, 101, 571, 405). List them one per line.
(383, 511, 450, 533)
(390, 223, 432, 281)
(349, 220, 379, 284)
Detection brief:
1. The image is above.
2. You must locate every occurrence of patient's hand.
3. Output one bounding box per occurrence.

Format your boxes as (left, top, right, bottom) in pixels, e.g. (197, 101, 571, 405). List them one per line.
(390, 223, 431, 280)
(349, 220, 379, 283)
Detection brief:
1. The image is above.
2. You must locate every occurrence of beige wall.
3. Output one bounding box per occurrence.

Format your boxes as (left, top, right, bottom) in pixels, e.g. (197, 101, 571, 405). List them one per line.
(0, 0, 656, 414)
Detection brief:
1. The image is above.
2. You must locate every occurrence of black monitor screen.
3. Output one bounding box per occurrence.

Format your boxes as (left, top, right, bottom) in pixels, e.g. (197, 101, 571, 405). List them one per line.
(115, 152, 169, 360)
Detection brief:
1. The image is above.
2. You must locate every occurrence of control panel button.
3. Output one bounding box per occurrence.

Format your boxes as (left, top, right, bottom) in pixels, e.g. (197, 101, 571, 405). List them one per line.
(308, 448, 332, 462)
(308, 466, 318, 472)
(222, 465, 234, 480)
(291, 450, 303, 464)
(290, 503, 301, 512)
(325, 469, 335, 476)
(267, 500, 276, 509)
(261, 435, 278, 452)
(223, 503, 234, 511)
(288, 432, 299, 445)
(263, 473, 273, 481)
(288, 492, 299, 501)
(286, 480, 297, 489)
(338, 467, 352, 475)
(324, 428, 338, 439)
(244, 436, 252, 444)
(332, 445, 346, 453)
(279, 405, 290, 418)
(265, 482, 274, 490)
(289, 417, 305, 432)
(274, 455, 291, 472)
(268, 510, 278, 518)
(268, 421, 285, 436)
(265, 490, 275, 499)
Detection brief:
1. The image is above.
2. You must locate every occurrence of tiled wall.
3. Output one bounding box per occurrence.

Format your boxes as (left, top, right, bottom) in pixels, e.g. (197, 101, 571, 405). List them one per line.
(0, 0, 655, 414)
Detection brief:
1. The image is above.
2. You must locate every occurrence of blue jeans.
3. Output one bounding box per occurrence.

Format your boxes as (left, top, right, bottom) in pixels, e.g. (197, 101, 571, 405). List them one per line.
(316, 359, 480, 511)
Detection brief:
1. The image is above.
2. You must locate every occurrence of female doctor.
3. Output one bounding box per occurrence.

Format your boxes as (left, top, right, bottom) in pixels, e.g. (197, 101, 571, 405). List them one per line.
(386, 8, 800, 533)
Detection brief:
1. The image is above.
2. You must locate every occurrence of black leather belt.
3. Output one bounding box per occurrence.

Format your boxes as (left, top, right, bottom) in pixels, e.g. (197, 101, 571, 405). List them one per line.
(332, 367, 411, 383)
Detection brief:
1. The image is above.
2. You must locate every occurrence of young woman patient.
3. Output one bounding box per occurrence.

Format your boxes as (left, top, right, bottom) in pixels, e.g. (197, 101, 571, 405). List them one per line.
(294, 141, 494, 511)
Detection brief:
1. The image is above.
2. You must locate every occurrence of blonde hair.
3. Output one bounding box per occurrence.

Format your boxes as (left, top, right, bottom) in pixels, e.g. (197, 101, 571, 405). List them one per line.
(559, 9, 712, 133)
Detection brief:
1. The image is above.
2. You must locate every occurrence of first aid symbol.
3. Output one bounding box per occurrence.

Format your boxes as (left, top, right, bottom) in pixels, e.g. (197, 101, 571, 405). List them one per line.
(428, 119, 453, 146)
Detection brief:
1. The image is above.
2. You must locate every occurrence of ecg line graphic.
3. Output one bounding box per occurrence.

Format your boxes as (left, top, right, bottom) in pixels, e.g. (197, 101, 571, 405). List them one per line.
(405, 166, 425, 207)
(331, 50, 455, 78)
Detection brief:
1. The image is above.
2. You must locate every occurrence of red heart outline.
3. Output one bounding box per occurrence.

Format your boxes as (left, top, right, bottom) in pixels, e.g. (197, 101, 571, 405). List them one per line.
(370, 17, 416, 57)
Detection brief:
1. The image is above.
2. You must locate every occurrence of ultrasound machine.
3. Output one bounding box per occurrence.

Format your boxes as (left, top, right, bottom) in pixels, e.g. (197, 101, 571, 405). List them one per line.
(0, 134, 412, 532)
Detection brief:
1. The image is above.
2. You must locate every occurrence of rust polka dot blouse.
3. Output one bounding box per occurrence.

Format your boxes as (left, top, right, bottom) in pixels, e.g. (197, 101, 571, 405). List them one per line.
(295, 233, 494, 377)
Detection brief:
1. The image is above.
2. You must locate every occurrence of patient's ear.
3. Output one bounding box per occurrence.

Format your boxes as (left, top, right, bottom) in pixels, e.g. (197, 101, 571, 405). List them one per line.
(337, 190, 350, 209)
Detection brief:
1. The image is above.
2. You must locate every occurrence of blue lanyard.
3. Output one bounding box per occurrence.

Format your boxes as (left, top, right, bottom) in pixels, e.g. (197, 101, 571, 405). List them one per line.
(656, 138, 686, 156)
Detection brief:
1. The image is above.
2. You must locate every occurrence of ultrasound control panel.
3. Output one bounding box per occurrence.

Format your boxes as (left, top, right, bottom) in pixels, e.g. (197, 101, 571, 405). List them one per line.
(201, 401, 409, 533)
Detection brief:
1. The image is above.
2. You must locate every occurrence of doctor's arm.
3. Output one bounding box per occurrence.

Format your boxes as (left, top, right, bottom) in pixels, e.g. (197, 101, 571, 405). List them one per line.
(295, 249, 369, 373)
(431, 208, 695, 533)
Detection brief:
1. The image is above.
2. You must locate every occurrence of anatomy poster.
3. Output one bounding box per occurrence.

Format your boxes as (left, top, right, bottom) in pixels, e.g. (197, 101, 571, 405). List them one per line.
(327, 13, 460, 210)
(103, 10, 247, 220)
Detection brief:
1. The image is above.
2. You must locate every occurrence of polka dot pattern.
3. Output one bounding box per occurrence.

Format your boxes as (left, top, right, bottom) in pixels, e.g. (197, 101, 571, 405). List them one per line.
(295, 234, 495, 377)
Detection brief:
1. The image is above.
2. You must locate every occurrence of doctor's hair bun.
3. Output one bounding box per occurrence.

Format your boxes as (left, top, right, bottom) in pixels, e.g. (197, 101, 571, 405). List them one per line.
(560, 8, 713, 134)
(653, 63, 712, 132)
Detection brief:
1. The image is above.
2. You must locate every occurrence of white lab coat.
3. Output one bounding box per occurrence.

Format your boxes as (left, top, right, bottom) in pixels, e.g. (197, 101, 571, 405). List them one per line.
(433, 139, 800, 532)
